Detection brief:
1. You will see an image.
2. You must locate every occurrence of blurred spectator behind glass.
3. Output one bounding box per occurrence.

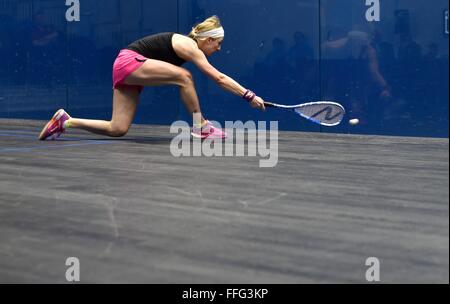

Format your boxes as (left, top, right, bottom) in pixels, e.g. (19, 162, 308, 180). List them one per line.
(287, 31, 314, 65)
(32, 12, 60, 47)
(286, 31, 316, 101)
(29, 11, 64, 85)
(254, 38, 290, 97)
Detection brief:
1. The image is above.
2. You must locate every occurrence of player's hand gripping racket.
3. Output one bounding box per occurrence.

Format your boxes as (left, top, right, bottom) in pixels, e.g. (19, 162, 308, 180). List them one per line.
(264, 101, 345, 126)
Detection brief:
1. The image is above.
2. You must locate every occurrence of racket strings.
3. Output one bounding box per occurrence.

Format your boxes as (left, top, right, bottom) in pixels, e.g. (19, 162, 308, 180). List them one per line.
(294, 103, 345, 126)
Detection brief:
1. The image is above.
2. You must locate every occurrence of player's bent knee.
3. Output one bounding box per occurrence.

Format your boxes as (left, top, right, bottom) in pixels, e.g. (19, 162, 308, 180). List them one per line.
(109, 125, 129, 137)
(179, 70, 194, 87)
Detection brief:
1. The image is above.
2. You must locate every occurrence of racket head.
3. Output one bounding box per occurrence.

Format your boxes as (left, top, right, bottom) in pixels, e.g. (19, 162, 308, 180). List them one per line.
(294, 101, 345, 126)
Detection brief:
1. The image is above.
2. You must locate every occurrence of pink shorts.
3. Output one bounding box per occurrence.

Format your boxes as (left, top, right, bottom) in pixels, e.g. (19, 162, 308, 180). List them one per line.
(112, 49, 148, 93)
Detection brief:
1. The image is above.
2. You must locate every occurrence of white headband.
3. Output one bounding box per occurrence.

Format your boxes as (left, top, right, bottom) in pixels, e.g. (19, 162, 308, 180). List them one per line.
(195, 27, 225, 39)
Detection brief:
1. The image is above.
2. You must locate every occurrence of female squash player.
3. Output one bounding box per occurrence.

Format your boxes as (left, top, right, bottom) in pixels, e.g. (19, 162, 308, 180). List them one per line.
(38, 16, 265, 140)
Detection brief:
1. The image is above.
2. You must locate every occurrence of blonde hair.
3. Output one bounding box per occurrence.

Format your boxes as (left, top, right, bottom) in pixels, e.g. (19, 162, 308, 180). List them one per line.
(188, 15, 222, 39)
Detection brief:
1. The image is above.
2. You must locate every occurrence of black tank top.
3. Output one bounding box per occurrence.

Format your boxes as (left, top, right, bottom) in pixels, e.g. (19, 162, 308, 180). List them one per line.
(127, 32, 186, 66)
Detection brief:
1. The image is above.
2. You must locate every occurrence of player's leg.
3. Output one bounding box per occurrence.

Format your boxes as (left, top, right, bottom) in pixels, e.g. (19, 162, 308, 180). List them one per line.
(39, 86, 140, 140)
(67, 86, 140, 137)
(125, 59, 226, 138)
(124, 59, 204, 122)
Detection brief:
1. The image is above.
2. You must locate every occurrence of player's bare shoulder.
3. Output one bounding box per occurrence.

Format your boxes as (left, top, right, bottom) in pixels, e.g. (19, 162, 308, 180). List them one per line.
(172, 34, 199, 61)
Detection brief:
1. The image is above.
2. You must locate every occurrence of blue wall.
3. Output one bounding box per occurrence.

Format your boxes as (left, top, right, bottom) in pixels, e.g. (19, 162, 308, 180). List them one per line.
(0, 0, 448, 137)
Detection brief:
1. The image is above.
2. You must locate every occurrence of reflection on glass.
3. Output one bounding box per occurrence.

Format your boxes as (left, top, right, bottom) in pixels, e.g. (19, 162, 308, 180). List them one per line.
(322, 25, 391, 131)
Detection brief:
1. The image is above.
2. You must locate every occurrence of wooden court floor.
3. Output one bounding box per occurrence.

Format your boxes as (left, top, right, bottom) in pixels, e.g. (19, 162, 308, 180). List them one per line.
(0, 119, 448, 283)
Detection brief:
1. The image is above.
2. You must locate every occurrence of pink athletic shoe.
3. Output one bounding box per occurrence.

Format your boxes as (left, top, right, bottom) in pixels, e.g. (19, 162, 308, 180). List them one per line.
(38, 109, 71, 140)
(191, 120, 227, 139)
